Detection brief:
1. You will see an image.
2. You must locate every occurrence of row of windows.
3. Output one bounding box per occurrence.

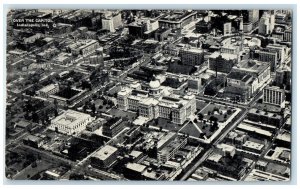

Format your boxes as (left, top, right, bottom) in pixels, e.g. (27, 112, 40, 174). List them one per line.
(158, 139, 187, 162)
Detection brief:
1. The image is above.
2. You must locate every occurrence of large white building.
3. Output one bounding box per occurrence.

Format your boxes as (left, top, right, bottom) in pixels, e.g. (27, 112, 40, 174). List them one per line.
(49, 110, 93, 135)
(258, 11, 275, 35)
(223, 22, 232, 36)
(117, 80, 196, 125)
(248, 10, 260, 27)
(263, 85, 286, 108)
(102, 12, 122, 33)
(37, 84, 59, 98)
(232, 60, 271, 92)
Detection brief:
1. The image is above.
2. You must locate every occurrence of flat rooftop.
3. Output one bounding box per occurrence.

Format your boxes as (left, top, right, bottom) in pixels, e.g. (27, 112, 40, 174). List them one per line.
(242, 140, 264, 151)
(209, 51, 237, 60)
(227, 71, 253, 82)
(234, 60, 270, 74)
(93, 145, 118, 161)
(39, 84, 58, 93)
(52, 110, 91, 127)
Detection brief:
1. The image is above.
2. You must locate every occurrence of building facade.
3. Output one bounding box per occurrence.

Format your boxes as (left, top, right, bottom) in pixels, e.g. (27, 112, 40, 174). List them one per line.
(257, 50, 278, 72)
(37, 84, 59, 98)
(102, 12, 122, 32)
(117, 80, 196, 125)
(263, 85, 286, 108)
(90, 145, 118, 168)
(208, 52, 238, 74)
(180, 47, 204, 66)
(49, 110, 93, 135)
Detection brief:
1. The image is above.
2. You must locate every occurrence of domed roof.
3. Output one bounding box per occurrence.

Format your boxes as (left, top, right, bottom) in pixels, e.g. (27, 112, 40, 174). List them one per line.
(149, 80, 160, 89)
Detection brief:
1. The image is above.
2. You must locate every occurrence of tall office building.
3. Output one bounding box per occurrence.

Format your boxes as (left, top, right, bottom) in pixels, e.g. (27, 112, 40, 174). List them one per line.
(257, 50, 278, 72)
(263, 86, 286, 108)
(284, 29, 292, 42)
(223, 22, 232, 36)
(180, 47, 204, 66)
(258, 11, 275, 35)
(102, 12, 122, 32)
(248, 9, 260, 27)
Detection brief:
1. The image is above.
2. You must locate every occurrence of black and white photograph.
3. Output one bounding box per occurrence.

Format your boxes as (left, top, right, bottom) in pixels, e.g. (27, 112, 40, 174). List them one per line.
(5, 7, 293, 182)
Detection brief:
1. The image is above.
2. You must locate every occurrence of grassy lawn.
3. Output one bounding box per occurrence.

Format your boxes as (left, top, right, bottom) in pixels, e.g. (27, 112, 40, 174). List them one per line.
(199, 103, 236, 123)
(180, 120, 216, 139)
(196, 100, 209, 111)
(108, 108, 137, 122)
(149, 117, 182, 132)
(94, 99, 110, 112)
(107, 85, 121, 96)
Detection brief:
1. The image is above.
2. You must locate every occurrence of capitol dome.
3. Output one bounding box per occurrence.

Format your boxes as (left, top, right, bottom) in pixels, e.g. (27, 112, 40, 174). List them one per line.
(149, 80, 160, 89)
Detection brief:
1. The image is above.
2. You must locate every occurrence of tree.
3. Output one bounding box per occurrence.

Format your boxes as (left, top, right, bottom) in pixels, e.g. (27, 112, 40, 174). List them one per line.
(213, 121, 218, 128)
(54, 109, 58, 117)
(198, 113, 204, 121)
(224, 114, 227, 119)
(31, 161, 37, 168)
(227, 109, 232, 115)
(103, 100, 107, 106)
(32, 112, 39, 123)
(209, 116, 218, 123)
(54, 99, 58, 108)
(91, 103, 96, 113)
(69, 173, 85, 180)
(154, 119, 159, 125)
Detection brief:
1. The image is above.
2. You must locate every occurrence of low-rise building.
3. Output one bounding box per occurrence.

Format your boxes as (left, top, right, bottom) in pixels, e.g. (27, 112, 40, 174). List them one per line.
(37, 84, 59, 98)
(157, 135, 187, 163)
(23, 135, 43, 148)
(102, 117, 124, 137)
(68, 39, 100, 57)
(90, 145, 118, 168)
(216, 143, 236, 157)
(242, 140, 265, 154)
(49, 110, 93, 135)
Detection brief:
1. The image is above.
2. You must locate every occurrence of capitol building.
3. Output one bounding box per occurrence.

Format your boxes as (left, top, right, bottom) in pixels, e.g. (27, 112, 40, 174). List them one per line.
(117, 79, 196, 125)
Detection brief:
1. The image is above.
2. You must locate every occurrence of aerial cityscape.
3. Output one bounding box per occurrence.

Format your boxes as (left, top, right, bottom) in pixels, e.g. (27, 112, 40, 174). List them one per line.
(5, 9, 292, 181)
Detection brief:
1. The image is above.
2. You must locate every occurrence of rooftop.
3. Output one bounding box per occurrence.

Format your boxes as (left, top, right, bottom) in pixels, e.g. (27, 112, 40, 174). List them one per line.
(234, 60, 270, 75)
(93, 145, 118, 161)
(157, 132, 176, 150)
(242, 140, 264, 150)
(216, 143, 236, 152)
(227, 71, 253, 83)
(24, 135, 42, 142)
(39, 84, 58, 93)
(209, 51, 237, 60)
(207, 152, 223, 162)
(237, 123, 272, 137)
(51, 110, 91, 128)
(126, 163, 146, 173)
